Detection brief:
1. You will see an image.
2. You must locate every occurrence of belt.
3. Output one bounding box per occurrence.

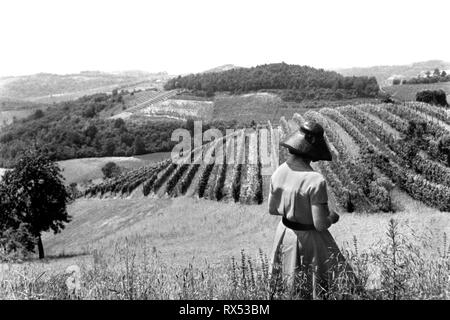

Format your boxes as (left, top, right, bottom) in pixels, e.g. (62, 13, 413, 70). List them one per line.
(282, 216, 316, 231)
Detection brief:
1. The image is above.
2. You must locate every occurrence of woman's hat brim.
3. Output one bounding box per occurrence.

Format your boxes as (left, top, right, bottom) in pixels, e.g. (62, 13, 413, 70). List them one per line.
(280, 130, 332, 161)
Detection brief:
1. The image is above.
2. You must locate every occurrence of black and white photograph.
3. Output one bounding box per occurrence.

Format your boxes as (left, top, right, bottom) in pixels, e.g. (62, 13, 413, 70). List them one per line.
(0, 0, 449, 307)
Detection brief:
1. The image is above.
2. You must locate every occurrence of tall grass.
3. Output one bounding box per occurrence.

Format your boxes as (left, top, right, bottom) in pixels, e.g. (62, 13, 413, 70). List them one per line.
(0, 219, 448, 300)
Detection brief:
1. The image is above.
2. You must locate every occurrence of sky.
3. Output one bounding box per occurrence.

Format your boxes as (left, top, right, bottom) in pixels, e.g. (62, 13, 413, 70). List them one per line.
(0, 0, 449, 77)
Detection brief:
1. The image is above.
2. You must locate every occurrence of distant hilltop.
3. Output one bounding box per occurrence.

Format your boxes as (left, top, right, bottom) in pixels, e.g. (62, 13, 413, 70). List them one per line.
(336, 60, 450, 86)
(202, 64, 243, 73)
(0, 70, 172, 103)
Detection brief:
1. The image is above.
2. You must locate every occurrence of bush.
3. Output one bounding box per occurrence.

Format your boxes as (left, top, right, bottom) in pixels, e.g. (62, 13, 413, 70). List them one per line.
(102, 162, 122, 179)
(416, 90, 448, 107)
(0, 223, 36, 261)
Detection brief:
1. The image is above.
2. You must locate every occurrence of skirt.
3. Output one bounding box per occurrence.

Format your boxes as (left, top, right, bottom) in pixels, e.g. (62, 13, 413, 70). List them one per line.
(269, 221, 358, 298)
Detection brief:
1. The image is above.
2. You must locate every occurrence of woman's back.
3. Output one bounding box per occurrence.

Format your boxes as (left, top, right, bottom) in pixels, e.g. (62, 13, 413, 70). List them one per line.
(269, 158, 327, 225)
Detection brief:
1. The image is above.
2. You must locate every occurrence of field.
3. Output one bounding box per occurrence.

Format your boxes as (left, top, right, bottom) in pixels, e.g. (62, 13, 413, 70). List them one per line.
(43, 192, 450, 263)
(0, 99, 48, 128)
(2, 100, 450, 300)
(0, 193, 448, 299)
(139, 99, 214, 121)
(115, 91, 379, 124)
(0, 109, 35, 128)
(0, 153, 171, 185)
(382, 82, 450, 101)
(0, 72, 171, 104)
(58, 152, 171, 185)
(111, 90, 179, 120)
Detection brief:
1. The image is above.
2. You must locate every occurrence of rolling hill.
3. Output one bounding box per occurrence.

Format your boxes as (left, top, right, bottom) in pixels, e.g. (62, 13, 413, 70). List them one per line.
(382, 82, 450, 102)
(337, 60, 450, 86)
(0, 152, 171, 186)
(0, 98, 49, 129)
(202, 64, 242, 73)
(0, 71, 171, 103)
(84, 101, 450, 214)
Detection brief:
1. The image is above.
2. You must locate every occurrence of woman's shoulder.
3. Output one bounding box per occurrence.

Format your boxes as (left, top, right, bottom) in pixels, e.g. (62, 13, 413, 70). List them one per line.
(303, 170, 326, 185)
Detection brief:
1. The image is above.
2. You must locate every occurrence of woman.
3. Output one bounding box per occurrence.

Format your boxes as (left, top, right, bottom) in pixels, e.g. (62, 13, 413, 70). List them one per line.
(269, 121, 355, 298)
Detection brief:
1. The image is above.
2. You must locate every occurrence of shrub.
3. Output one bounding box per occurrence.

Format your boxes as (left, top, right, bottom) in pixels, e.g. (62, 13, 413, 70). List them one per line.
(101, 162, 121, 179)
(416, 90, 448, 107)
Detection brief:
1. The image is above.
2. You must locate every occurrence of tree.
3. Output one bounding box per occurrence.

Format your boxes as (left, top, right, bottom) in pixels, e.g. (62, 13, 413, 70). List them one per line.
(114, 118, 125, 129)
(32, 109, 44, 120)
(133, 136, 146, 155)
(441, 70, 447, 77)
(84, 124, 98, 140)
(416, 90, 446, 106)
(103, 139, 116, 156)
(433, 68, 441, 77)
(0, 151, 71, 259)
(101, 161, 122, 179)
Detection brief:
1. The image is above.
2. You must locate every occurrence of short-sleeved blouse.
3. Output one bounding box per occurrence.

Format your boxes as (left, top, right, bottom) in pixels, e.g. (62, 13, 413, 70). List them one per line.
(268, 157, 328, 225)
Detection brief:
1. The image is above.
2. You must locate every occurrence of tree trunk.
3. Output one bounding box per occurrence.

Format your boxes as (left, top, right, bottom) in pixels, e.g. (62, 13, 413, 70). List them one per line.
(37, 235, 45, 259)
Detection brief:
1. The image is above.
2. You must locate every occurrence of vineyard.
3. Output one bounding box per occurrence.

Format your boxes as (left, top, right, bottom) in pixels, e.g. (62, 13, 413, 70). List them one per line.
(140, 99, 214, 121)
(112, 90, 179, 119)
(85, 101, 450, 213)
(116, 89, 215, 121)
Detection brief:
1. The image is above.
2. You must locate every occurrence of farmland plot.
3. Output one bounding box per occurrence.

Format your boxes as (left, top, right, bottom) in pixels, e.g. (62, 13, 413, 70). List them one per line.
(139, 99, 214, 121)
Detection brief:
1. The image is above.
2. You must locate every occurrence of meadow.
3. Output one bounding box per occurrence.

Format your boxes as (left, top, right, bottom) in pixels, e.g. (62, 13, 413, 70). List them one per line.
(0, 193, 448, 300)
(58, 152, 171, 185)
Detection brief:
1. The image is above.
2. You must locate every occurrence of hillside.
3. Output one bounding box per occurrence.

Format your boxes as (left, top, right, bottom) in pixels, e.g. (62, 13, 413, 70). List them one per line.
(0, 98, 49, 129)
(0, 71, 171, 103)
(202, 64, 242, 73)
(0, 153, 171, 185)
(84, 101, 450, 214)
(164, 62, 380, 100)
(42, 195, 449, 268)
(337, 60, 450, 86)
(0, 92, 184, 167)
(382, 82, 450, 101)
(58, 152, 171, 185)
(3, 99, 450, 300)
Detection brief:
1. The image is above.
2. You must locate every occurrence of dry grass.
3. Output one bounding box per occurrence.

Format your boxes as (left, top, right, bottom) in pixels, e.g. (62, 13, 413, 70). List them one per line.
(1, 216, 448, 300)
(1, 189, 448, 300)
(48, 195, 450, 263)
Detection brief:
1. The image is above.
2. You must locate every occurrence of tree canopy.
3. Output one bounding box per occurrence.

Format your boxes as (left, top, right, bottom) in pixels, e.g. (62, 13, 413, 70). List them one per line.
(164, 62, 380, 100)
(0, 151, 71, 259)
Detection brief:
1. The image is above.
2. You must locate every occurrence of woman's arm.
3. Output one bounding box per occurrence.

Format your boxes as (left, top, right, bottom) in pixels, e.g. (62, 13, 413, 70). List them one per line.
(268, 180, 282, 215)
(311, 204, 332, 231)
(310, 176, 339, 230)
(312, 204, 340, 231)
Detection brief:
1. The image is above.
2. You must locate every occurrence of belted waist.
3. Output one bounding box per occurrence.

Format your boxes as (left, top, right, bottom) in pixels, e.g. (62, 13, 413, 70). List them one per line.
(282, 216, 316, 231)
